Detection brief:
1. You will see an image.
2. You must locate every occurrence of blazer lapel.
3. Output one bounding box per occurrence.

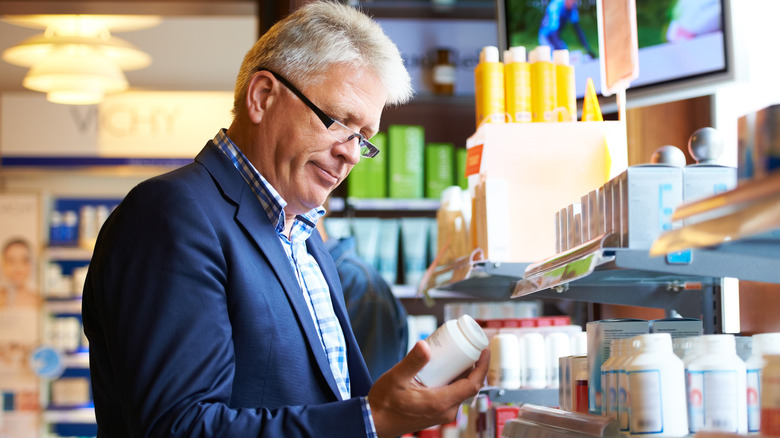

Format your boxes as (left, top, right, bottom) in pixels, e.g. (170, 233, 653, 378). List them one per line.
(196, 142, 344, 401)
(309, 232, 373, 395)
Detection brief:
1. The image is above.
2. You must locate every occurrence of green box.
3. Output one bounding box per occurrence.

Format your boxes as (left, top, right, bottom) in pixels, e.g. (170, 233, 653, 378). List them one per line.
(388, 125, 425, 199)
(456, 147, 468, 190)
(347, 132, 387, 198)
(425, 142, 455, 199)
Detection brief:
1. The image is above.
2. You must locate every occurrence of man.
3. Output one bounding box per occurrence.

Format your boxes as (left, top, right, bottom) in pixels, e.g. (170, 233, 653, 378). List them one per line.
(82, 2, 488, 437)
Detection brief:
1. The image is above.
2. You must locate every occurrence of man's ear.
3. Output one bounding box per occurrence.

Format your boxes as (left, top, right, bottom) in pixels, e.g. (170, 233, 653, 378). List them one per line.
(246, 71, 275, 124)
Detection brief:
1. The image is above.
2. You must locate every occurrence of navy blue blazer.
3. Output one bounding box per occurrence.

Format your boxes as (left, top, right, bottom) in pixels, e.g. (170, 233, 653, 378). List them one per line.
(82, 141, 373, 437)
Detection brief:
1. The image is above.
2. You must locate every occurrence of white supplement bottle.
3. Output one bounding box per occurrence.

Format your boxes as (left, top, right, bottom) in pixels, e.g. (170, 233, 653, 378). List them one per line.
(523, 332, 547, 389)
(488, 333, 521, 389)
(747, 332, 780, 432)
(617, 337, 637, 432)
(762, 354, 780, 436)
(686, 334, 748, 434)
(546, 331, 571, 388)
(625, 333, 688, 437)
(416, 314, 489, 387)
(600, 338, 623, 419)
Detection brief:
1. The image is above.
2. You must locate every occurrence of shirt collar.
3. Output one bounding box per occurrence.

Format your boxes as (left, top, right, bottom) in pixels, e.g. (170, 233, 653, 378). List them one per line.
(213, 129, 325, 234)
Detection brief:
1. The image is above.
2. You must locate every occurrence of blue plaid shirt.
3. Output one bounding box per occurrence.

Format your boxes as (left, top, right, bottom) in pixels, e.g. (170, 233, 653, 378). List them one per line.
(214, 130, 377, 437)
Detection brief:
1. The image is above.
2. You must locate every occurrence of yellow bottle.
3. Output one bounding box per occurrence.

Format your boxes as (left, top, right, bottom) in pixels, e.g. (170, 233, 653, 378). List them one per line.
(582, 77, 603, 122)
(503, 46, 532, 123)
(530, 45, 556, 123)
(474, 46, 505, 128)
(553, 49, 577, 122)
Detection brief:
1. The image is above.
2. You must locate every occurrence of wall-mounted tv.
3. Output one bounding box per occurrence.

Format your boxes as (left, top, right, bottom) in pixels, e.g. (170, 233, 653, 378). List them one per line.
(496, 0, 735, 109)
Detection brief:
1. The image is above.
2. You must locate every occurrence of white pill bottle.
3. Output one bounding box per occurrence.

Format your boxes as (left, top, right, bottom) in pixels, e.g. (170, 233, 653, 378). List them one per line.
(416, 314, 489, 387)
(747, 332, 780, 432)
(624, 333, 688, 437)
(686, 334, 748, 434)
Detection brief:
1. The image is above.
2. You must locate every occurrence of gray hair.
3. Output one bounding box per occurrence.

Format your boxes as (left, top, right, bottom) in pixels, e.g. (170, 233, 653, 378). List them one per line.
(232, 1, 412, 117)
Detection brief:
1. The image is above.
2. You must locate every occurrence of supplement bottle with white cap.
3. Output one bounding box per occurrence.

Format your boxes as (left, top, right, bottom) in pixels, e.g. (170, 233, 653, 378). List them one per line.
(747, 332, 780, 432)
(625, 333, 688, 437)
(686, 334, 748, 434)
(416, 314, 489, 387)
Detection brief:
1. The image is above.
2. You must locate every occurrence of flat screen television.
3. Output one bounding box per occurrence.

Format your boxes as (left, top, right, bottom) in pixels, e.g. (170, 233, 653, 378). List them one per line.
(496, 0, 735, 109)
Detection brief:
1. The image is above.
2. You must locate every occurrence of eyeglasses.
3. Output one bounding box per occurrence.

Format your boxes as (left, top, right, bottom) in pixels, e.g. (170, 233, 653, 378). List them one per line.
(258, 68, 379, 158)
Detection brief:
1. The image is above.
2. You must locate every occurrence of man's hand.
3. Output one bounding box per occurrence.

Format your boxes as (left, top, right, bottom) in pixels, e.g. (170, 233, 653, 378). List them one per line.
(368, 340, 490, 438)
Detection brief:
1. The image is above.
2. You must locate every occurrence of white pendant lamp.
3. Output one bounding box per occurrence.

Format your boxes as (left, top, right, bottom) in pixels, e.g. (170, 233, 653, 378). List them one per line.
(23, 44, 129, 105)
(1, 15, 158, 105)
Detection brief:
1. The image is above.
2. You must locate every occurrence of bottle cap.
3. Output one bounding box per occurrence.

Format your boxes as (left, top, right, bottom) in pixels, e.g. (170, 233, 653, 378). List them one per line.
(457, 314, 489, 351)
(528, 47, 538, 64)
(509, 46, 526, 63)
(535, 45, 551, 63)
(553, 49, 569, 66)
(633, 333, 673, 354)
(754, 332, 780, 356)
(480, 46, 499, 63)
(701, 334, 736, 354)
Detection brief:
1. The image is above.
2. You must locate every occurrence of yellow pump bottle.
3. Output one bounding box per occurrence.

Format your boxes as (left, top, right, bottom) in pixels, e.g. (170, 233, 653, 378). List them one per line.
(530, 46, 556, 123)
(553, 49, 577, 122)
(503, 46, 532, 124)
(474, 46, 505, 128)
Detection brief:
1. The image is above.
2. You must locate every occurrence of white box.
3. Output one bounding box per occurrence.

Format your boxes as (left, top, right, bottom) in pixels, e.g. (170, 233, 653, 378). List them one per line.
(649, 318, 703, 339)
(586, 319, 650, 415)
(617, 165, 683, 249)
(683, 165, 737, 223)
(466, 122, 628, 262)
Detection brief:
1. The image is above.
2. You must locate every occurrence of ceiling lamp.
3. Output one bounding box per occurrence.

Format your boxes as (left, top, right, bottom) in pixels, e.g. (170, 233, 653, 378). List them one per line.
(1, 14, 160, 105)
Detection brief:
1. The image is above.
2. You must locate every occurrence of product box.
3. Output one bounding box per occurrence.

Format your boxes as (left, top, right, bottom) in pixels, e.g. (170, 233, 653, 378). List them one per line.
(425, 142, 455, 199)
(347, 132, 387, 198)
(466, 121, 628, 262)
(388, 125, 425, 199)
(649, 318, 703, 339)
(586, 319, 650, 415)
(474, 177, 510, 261)
(494, 405, 520, 438)
(682, 164, 737, 223)
(615, 165, 683, 249)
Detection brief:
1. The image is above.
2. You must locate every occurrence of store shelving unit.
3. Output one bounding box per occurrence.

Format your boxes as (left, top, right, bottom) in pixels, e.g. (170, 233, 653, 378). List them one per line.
(428, 171, 780, 335)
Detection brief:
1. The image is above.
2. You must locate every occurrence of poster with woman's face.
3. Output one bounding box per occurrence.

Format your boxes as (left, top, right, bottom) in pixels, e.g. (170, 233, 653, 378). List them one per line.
(0, 193, 41, 436)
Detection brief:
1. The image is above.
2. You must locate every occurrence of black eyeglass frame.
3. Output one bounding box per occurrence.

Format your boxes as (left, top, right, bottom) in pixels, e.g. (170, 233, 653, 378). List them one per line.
(257, 68, 379, 158)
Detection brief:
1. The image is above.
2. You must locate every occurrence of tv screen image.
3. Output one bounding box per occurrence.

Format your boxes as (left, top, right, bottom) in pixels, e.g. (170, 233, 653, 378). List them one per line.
(499, 0, 729, 102)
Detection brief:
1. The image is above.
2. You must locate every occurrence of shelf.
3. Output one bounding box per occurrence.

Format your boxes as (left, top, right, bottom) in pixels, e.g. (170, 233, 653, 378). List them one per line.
(43, 407, 96, 424)
(478, 387, 559, 407)
(345, 197, 441, 211)
(44, 246, 93, 261)
(357, 1, 495, 20)
(44, 298, 83, 314)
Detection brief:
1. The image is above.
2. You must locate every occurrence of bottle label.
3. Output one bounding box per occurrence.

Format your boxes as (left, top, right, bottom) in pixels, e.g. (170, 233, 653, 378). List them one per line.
(748, 368, 761, 432)
(618, 370, 629, 431)
(628, 369, 664, 434)
(433, 65, 455, 85)
(687, 369, 739, 433)
(607, 370, 619, 419)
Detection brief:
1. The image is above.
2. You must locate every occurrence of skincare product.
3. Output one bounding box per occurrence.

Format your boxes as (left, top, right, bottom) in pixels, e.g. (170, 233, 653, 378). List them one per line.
(529, 45, 555, 122)
(388, 124, 425, 199)
(474, 46, 505, 127)
(503, 46, 532, 123)
(348, 132, 387, 198)
(553, 49, 576, 122)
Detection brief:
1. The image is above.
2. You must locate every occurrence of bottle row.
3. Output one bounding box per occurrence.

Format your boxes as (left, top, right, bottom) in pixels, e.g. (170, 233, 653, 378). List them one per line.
(579, 328, 780, 437)
(346, 124, 468, 200)
(474, 44, 600, 127)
